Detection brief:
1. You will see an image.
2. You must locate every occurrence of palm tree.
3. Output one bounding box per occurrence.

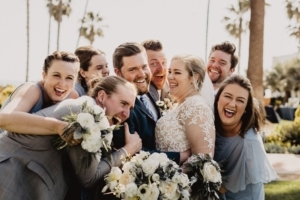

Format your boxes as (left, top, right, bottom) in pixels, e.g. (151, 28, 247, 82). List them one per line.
(47, 0, 72, 51)
(78, 11, 107, 45)
(26, 0, 30, 81)
(223, 0, 250, 74)
(247, 0, 265, 115)
(286, 0, 300, 46)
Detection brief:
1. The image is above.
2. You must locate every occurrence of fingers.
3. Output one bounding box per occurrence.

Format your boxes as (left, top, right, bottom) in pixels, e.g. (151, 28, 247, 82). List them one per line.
(124, 122, 130, 135)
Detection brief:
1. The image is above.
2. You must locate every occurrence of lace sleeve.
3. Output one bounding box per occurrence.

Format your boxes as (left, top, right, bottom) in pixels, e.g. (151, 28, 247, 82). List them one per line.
(178, 97, 215, 157)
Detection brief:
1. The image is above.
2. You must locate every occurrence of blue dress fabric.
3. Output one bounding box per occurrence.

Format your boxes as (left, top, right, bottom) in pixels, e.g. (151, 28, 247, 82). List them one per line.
(214, 128, 278, 200)
(75, 82, 87, 97)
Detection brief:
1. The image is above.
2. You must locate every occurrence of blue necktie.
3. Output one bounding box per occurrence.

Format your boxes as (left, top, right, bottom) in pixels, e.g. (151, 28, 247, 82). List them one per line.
(140, 95, 154, 118)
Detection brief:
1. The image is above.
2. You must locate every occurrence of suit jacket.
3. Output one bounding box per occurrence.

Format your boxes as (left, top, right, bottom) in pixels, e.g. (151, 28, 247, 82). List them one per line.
(0, 106, 68, 200)
(113, 92, 180, 164)
(149, 82, 171, 102)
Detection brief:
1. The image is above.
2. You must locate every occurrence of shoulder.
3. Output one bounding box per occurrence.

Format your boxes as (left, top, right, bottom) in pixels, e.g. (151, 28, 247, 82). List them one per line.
(183, 95, 212, 111)
(74, 83, 86, 96)
(244, 128, 262, 141)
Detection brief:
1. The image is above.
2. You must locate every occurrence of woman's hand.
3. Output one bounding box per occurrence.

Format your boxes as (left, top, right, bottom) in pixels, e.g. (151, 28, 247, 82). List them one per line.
(56, 121, 81, 146)
(123, 123, 142, 156)
(219, 185, 227, 194)
(179, 149, 191, 164)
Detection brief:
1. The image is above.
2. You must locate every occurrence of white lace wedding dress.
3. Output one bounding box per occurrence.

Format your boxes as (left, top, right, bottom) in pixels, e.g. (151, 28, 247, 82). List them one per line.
(155, 95, 215, 156)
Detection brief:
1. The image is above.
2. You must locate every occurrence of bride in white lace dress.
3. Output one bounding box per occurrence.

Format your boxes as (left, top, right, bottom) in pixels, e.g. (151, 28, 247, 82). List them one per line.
(155, 54, 215, 160)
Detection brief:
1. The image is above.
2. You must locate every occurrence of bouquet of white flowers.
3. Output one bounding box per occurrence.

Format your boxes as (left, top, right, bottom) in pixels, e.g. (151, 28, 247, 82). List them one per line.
(102, 151, 191, 200)
(53, 100, 116, 172)
(156, 98, 178, 116)
(183, 154, 222, 200)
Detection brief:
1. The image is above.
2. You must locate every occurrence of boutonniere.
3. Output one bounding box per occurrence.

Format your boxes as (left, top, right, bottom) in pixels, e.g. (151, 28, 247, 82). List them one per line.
(156, 98, 178, 116)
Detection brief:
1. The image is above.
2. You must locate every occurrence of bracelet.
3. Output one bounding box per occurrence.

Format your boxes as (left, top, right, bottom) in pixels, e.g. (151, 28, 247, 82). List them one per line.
(120, 147, 129, 157)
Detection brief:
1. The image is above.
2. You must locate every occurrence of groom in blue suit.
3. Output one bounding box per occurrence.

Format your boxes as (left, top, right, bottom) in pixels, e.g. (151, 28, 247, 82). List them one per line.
(113, 42, 190, 164)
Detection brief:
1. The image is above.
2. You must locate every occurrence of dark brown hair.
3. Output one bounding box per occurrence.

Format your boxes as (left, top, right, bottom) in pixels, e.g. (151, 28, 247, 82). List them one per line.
(75, 46, 106, 92)
(141, 39, 163, 51)
(214, 74, 264, 137)
(209, 41, 238, 69)
(113, 42, 145, 70)
(43, 51, 79, 74)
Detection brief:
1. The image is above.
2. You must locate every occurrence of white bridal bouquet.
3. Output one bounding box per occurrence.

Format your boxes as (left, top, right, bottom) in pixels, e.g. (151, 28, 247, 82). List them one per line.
(102, 151, 191, 200)
(183, 154, 222, 200)
(53, 100, 116, 171)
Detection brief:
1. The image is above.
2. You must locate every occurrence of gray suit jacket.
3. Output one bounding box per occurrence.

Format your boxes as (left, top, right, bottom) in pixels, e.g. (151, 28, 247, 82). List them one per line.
(149, 83, 171, 102)
(0, 96, 125, 200)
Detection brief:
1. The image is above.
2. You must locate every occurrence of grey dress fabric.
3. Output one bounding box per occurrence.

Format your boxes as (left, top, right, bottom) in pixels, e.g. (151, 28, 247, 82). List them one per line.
(214, 128, 278, 200)
(0, 82, 43, 133)
(0, 96, 125, 200)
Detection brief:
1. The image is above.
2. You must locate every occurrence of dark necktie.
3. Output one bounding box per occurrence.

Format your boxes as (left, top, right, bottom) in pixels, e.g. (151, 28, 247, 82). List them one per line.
(140, 95, 154, 118)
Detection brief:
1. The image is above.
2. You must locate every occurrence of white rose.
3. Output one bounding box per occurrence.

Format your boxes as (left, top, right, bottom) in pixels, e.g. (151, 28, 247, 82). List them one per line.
(122, 162, 135, 172)
(81, 133, 101, 153)
(159, 181, 179, 200)
(172, 172, 189, 188)
(142, 158, 159, 176)
(97, 117, 110, 130)
(90, 123, 101, 135)
(181, 189, 190, 199)
(125, 182, 138, 197)
(119, 172, 135, 185)
(132, 151, 149, 161)
(151, 173, 160, 182)
(201, 162, 222, 183)
(77, 113, 94, 128)
(106, 167, 122, 182)
(93, 104, 104, 115)
(148, 184, 160, 200)
(148, 152, 169, 166)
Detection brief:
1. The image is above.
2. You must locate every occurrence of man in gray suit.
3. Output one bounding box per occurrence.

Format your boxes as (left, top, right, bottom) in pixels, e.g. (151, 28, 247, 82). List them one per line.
(141, 39, 170, 102)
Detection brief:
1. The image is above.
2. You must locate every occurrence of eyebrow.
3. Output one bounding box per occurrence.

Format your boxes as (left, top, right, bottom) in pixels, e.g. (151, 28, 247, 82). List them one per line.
(122, 100, 134, 110)
(224, 92, 246, 100)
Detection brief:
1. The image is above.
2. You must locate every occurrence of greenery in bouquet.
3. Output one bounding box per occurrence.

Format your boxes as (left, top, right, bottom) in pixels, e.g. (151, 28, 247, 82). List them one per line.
(156, 98, 178, 116)
(53, 100, 116, 172)
(102, 151, 191, 200)
(183, 154, 222, 200)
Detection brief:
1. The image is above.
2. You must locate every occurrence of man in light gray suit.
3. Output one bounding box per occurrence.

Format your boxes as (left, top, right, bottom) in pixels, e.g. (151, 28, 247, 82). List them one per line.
(141, 39, 171, 102)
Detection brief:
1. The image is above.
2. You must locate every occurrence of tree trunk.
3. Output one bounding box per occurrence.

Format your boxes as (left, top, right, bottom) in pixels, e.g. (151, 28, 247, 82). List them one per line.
(238, 17, 242, 74)
(247, 0, 265, 116)
(26, 0, 30, 82)
(47, 1, 52, 55)
(57, 0, 62, 51)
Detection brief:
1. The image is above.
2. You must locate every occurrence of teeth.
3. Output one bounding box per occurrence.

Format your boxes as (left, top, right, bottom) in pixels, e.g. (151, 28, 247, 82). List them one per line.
(135, 80, 145, 83)
(55, 88, 65, 92)
(225, 109, 235, 113)
(210, 69, 219, 74)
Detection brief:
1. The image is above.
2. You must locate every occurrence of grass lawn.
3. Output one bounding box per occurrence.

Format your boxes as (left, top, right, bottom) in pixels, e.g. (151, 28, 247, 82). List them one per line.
(265, 180, 300, 200)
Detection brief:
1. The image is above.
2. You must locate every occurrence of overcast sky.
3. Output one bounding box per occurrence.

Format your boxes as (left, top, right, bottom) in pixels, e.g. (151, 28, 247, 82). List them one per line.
(0, 0, 297, 85)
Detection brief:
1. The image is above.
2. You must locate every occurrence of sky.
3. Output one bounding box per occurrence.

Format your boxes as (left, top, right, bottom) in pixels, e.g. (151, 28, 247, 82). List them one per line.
(0, 0, 298, 86)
